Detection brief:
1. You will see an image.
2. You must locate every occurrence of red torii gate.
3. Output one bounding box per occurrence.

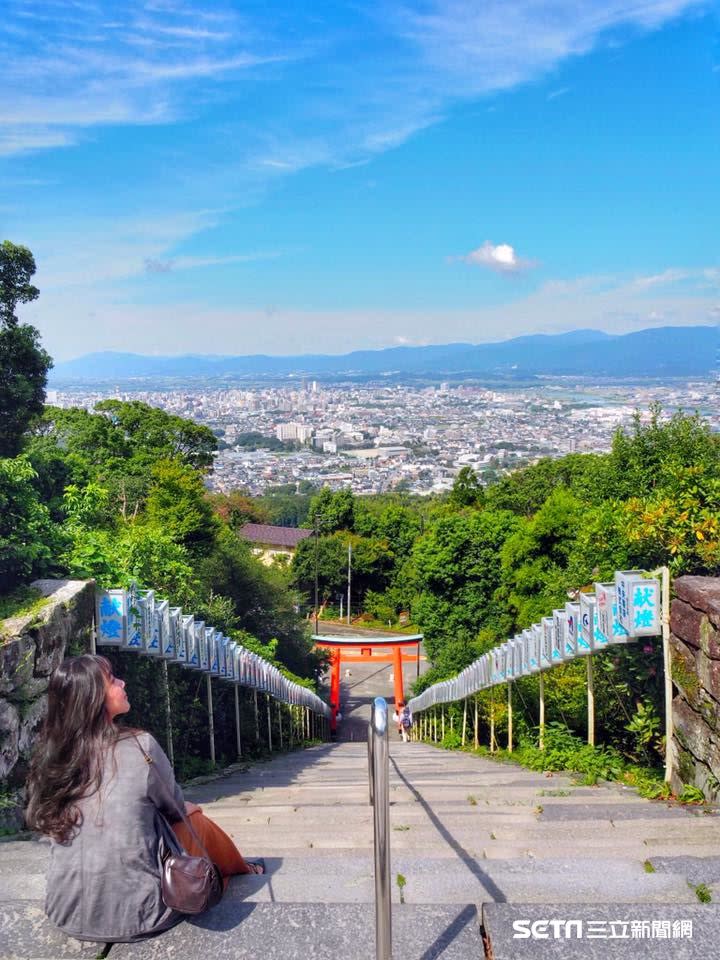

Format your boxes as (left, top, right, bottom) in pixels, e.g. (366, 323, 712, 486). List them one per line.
(312, 633, 424, 731)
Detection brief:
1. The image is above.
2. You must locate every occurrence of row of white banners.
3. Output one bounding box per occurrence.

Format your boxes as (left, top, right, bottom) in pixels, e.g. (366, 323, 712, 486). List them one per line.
(96, 585, 330, 717)
(408, 570, 662, 713)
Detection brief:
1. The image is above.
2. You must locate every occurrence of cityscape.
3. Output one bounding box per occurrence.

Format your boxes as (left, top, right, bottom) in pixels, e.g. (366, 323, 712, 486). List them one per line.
(50, 377, 717, 498)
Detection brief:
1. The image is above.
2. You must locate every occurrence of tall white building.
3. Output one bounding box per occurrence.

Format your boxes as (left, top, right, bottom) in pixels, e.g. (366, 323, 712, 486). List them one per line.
(276, 422, 313, 443)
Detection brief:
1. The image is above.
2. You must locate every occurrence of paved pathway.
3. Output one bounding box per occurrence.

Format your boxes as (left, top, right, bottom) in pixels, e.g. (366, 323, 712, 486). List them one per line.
(3, 736, 720, 959)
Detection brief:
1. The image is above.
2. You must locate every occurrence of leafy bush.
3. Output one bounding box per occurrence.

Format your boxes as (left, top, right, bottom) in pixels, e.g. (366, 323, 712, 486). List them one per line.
(0, 456, 60, 591)
(439, 729, 463, 750)
(513, 722, 627, 784)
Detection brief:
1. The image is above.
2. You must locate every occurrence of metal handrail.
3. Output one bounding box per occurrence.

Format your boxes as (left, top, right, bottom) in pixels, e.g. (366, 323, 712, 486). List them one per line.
(368, 697, 392, 960)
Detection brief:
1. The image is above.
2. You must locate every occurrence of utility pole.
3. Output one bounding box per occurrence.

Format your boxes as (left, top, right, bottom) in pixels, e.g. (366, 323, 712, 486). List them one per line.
(314, 515, 320, 635)
(347, 542, 352, 625)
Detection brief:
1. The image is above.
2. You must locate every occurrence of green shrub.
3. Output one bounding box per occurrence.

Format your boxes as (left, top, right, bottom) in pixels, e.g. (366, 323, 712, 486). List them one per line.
(439, 729, 463, 750)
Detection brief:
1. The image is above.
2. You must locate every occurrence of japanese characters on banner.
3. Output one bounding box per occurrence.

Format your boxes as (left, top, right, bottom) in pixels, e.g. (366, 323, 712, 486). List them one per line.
(407, 569, 662, 714)
(94, 586, 330, 717)
(615, 571, 661, 636)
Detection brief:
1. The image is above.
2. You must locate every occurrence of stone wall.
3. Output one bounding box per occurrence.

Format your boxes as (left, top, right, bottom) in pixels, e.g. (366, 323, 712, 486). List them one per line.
(0, 579, 95, 830)
(670, 576, 720, 801)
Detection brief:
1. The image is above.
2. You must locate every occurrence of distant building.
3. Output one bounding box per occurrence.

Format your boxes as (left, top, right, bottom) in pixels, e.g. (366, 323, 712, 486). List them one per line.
(239, 523, 312, 565)
(276, 422, 313, 443)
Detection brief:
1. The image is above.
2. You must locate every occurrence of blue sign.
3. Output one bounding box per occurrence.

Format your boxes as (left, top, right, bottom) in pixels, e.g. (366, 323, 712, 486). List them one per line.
(96, 589, 126, 646)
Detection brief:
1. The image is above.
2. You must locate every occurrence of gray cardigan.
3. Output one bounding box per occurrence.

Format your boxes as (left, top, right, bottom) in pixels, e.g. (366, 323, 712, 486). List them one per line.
(46, 731, 186, 943)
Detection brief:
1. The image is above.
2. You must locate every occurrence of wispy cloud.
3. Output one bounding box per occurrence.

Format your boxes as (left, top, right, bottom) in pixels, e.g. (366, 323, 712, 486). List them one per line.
(0, 127, 76, 156)
(0, 0, 705, 165)
(144, 251, 280, 273)
(629, 267, 720, 292)
(33, 208, 224, 287)
(0, 0, 291, 155)
(454, 241, 536, 273)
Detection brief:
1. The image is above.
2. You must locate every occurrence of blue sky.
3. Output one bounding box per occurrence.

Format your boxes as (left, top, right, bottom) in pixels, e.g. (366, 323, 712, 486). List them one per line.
(2, 0, 718, 361)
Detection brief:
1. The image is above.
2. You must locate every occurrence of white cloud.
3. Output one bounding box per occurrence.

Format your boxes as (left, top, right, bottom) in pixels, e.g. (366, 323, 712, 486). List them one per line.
(457, 241, 535, 273)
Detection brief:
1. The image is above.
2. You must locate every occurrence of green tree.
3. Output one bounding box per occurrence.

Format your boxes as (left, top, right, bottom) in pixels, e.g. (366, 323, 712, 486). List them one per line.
(292, 533, 348, 603)
(0, 241, 39, 326)
(449, 466, 484, 508)
(95, 399, 217, 472)
(0, 242, 52, 455)
(354, 501, 423, 561)
(410, 509, 520, 659)
(0, 323, 53, 456)
(0, 324, 53, 455)
(208, 490, 270, 529)
(197, 529, 319, 677)
(144, 459, 219, 556)
(0, 457, 60, 591)
(608, 405, 720, 501)
(497, 488, 586, 628)
(486, 453, 610, 516)
(32, 402, 218, 518)
(306, 487, 355, 532)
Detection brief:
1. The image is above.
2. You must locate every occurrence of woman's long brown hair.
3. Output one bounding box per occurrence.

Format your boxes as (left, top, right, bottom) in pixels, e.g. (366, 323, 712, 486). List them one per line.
(25, 654, 131, 844)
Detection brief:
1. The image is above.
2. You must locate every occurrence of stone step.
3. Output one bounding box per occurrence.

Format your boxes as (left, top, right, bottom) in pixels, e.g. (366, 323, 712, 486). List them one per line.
(223, 855, 698, 906)
(482, 902, 720, 959)
(478, 840, 720, 861)
(0, 901, 101, 959)
(108, 901, 481, 960)
(1, 855, 700, 906)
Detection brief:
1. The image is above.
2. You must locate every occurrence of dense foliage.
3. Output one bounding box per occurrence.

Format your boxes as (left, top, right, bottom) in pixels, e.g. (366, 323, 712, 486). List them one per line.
(287, 406, 720, 768)
(0, 242, 52, 456)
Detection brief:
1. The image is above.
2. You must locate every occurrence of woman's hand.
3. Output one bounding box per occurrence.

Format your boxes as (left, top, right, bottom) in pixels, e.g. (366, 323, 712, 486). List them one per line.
(185, 801, 202, 816)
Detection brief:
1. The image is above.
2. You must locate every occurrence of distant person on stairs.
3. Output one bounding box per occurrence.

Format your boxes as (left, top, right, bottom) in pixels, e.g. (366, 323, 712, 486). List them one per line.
(25, 654, 265, 944)
(393, 702, 412, 742)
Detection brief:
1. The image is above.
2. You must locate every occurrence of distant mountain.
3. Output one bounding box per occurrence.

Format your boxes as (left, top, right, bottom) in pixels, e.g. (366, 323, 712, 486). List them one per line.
(50, 326, 717, 381)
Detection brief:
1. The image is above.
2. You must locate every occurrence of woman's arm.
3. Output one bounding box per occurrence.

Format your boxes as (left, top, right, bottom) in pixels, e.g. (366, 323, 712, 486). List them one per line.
(144, 734, 186, 823)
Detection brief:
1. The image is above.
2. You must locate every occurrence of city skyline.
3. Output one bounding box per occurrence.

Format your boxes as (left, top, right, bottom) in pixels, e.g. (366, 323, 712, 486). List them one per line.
(2, 1, 719, 361)
(50, 378, 718, 498)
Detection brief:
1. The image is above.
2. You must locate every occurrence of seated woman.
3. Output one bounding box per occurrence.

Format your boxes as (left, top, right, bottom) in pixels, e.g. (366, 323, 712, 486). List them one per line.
(25, 654, 264, 944)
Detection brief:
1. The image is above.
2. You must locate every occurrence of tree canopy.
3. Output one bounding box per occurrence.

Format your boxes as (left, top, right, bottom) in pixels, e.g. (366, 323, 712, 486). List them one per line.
(0, 242, 52, 456)
(0, 241, 39, 327)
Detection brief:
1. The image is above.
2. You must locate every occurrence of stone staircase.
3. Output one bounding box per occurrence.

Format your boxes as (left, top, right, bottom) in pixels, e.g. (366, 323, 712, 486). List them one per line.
(3, 737, 720, 959)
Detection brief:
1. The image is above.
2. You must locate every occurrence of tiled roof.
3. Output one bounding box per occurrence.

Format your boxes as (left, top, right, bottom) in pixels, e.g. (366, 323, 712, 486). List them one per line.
(240, 523, 313, 548)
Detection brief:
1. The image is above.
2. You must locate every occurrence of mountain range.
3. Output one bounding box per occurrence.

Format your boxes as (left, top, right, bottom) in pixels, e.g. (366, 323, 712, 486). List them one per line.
(50, 325, 717, 381)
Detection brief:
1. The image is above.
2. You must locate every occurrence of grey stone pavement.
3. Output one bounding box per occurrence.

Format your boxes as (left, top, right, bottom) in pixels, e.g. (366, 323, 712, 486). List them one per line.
(2, 651, 720, 958)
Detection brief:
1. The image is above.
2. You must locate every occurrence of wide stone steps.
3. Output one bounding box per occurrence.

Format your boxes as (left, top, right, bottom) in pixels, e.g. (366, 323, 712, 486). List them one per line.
(3, 740, 720, 959)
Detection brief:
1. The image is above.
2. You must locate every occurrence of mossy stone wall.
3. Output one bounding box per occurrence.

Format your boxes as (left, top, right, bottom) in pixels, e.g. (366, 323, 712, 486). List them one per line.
(0, 579, 94, 830)
(670, 576, 720, 801)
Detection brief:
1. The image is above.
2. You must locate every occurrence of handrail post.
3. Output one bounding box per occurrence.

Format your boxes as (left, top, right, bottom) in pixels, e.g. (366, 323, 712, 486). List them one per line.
(368, 720, 375, 806)
(368, 697, 392, 960)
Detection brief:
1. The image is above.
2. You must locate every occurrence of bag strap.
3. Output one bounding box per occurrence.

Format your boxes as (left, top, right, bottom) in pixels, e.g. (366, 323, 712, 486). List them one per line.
(134, 734, 214, 863)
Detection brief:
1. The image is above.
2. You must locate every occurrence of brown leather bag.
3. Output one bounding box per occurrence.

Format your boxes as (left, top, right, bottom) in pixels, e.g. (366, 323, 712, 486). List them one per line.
(156, 814, 224, 915)
(136, 736, 224, 915)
